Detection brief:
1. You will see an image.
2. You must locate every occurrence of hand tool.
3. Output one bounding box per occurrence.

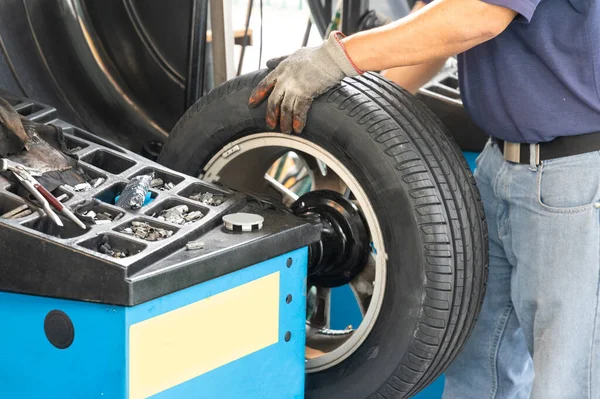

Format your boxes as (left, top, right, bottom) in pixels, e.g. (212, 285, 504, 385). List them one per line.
(35, 184, 86, 230)
(0, 158, 41, 177)
(1, 159, 87, 229)
(1, 204, 28, 219)
(0, 158, 63, 227)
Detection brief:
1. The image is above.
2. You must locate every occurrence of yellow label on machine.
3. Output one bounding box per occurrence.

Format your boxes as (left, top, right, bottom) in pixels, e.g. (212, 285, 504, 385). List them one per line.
(129, 272, 280, 399)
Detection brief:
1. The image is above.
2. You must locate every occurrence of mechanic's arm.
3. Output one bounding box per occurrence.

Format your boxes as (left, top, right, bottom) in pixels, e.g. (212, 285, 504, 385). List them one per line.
(344, 0, 515, 71)
(249, 0, 517, 134)
(382, 57, 447, 94)
(380, 0, 447, 94)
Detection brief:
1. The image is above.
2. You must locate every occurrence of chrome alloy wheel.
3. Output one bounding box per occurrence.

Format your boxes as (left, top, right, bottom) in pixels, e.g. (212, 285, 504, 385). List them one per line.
(201, 133, 387, 373)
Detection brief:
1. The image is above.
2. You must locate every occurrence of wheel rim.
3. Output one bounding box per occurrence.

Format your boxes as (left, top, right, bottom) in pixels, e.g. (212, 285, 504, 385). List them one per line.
(202, 133, 387, 373)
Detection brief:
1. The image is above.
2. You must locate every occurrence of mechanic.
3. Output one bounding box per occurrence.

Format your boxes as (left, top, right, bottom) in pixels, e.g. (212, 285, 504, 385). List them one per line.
(249, 0, 600, 398)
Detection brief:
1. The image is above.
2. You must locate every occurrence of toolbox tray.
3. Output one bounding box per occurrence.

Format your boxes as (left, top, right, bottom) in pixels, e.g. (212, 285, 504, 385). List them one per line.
(0, 98, 320, 306)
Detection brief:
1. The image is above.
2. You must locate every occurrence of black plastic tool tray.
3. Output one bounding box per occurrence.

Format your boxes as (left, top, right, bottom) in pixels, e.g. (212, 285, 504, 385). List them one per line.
(0, 100, 320, 306)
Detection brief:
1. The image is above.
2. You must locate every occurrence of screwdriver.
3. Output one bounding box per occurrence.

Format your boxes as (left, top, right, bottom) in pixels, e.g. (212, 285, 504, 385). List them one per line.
(33, 183, 86, 230)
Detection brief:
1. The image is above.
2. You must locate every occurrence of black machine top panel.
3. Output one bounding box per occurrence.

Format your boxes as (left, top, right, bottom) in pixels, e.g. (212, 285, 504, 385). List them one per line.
(0, 98, 321, 306)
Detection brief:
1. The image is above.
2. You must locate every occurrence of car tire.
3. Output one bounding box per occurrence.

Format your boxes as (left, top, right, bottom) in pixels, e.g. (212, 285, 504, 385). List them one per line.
(158, 70, 488, 399)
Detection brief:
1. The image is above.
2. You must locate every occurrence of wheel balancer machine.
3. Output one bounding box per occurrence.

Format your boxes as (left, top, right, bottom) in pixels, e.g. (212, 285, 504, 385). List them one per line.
(0, 99, 371, 399)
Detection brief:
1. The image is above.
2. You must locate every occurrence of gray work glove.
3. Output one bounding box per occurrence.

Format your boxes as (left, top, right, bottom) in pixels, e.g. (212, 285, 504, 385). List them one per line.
(248, 31, 362, 134)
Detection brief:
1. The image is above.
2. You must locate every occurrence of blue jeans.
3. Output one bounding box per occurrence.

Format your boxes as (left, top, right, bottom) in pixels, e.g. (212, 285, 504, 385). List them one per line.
(443, 141, 600, 399)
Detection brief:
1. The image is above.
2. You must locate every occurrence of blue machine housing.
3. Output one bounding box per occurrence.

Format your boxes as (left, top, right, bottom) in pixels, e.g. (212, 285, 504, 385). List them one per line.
(0, 249, 309, 399)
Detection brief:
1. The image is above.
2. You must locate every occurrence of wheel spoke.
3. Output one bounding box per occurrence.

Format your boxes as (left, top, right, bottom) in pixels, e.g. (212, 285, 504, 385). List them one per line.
(317, 159, 328, 176)
(349, 253, 376, 316)
(306, 328, 354, 356)
(305, 284, 356, 358)
(264, 173, 299, 205)
(306, 158, 348, 194)
(313, 171, 348, 193)
(307, 286, 331, 330)
(300, 154, 350, 195)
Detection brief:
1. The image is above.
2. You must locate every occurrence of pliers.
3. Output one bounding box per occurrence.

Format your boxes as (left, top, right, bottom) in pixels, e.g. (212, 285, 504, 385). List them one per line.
(0, 158, 86, 229)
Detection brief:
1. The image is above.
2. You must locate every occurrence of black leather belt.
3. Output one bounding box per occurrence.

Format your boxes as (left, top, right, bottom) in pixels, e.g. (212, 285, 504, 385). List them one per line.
(494, 131, 600, 164)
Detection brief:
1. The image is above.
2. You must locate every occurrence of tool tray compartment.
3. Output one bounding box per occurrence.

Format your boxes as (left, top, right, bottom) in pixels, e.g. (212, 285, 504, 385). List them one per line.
(0, 99, 320, 306)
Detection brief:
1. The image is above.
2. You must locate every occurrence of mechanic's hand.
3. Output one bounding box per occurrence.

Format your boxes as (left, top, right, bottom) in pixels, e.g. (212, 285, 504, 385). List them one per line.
(248, 31, 362, 134)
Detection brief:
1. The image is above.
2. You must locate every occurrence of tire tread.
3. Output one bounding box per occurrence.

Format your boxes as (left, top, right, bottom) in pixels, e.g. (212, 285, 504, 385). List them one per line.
(158, 70, 488, 399)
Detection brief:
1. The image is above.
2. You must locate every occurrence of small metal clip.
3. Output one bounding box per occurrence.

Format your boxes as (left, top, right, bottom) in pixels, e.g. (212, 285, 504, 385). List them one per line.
(530, 143, 540, 167)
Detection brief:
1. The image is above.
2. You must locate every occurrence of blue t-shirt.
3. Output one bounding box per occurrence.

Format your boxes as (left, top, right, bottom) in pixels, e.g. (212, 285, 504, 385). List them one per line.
(423, 0, 600, 143)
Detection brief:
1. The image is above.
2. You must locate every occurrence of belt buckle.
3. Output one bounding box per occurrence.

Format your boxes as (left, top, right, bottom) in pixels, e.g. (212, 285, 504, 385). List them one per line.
(503, 141, 540, 165)
(503, 141, 521, 163)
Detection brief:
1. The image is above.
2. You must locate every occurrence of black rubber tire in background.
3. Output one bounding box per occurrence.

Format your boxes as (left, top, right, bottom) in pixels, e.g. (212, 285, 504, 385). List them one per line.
(158, 71, 488, 399)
